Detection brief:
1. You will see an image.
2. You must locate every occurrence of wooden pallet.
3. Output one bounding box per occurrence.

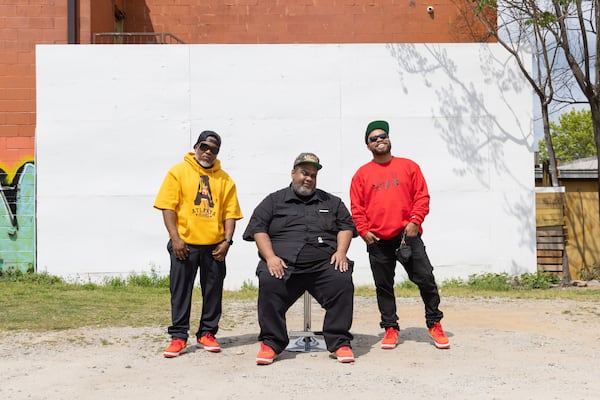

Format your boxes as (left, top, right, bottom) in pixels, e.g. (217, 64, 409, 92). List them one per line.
(536, 191, 566, 275)
(536, 226, 566, 273)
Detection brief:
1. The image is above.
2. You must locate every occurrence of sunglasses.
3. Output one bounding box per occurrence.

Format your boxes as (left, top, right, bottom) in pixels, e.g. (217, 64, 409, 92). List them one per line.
(368, 133, 389, 143)
(199, 142, 219, 154)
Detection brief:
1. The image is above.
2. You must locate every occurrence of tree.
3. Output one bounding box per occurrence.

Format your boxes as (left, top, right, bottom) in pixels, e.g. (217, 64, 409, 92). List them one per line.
(453, 0, 564, 187)
(538, 108, 596, 162)
(458, 0, 600, 229)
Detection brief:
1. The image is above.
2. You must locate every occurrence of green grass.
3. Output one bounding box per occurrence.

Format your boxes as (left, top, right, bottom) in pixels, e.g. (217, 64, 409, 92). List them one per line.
(0, 270, 598, 332)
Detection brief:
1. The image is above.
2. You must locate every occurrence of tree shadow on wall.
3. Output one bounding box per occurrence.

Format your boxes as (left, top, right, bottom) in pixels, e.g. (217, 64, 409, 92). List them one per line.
(386, 43, 536, 255)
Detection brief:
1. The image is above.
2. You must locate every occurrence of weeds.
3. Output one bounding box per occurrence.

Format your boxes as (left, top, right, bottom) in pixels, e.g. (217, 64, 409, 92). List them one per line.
(439, 272, 561, 291)
(1, 269, 598, 332)
(0, 267, 65, 285)
(514, 272, 560, 289)
(579, 263, 600, 281)
(103, 267, 169, 288)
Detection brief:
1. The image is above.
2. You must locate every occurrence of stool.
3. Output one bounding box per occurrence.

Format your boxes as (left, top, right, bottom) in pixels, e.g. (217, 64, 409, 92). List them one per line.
(285, 291, 327, 352)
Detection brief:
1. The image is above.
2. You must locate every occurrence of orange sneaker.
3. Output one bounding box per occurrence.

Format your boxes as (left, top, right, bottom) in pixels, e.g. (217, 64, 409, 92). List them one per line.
(334, 346, 355, 363)
(163, 338, 187, 358)
(428, 322, 450, 349)
(198, 333, 221, 352)
(381, 327, 399, 349)
(256, 342, 276, 365)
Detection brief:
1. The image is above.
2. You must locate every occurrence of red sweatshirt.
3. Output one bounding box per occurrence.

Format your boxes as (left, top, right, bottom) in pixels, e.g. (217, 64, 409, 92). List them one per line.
(350, 157, 430, 240)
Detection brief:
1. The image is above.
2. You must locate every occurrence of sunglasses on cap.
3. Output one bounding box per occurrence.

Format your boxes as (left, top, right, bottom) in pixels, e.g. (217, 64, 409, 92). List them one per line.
(198, 142, 220, 154)
(368, 132, 389, 143)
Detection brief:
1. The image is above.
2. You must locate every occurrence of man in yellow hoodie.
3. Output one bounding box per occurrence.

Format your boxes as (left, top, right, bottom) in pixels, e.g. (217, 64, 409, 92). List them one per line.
(154, 130, 243, 358)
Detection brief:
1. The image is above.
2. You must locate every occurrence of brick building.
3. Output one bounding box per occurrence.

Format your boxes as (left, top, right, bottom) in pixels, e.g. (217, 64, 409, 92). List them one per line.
(1, 0, 487, 154)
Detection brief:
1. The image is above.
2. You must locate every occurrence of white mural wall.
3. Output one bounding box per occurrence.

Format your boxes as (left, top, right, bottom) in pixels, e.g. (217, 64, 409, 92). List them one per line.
(36, 44, 535, 289)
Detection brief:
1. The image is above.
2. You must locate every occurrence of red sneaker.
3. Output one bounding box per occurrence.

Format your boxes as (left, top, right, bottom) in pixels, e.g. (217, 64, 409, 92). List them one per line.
(163, 338, 187, 358)
(334, 346, 355, 363)
(428, 322, 450, 349)
(256, 342, 276, 365)
(381, 327, 399, 349)
(198, 333, 221, 352)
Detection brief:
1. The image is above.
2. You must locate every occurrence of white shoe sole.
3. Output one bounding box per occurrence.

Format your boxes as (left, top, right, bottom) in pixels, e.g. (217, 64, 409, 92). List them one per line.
(256, 357, 275, 365)
(199, 344, 221, 352)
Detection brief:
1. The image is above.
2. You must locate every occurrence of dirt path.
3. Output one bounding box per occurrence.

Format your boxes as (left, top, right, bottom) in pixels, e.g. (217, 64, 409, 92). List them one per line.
(1, 296, 599, 400)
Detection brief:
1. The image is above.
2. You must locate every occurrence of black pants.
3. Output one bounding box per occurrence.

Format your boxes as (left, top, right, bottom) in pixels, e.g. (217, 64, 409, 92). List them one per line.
(167, 240, 226, 341)
(257, 265, 354, 354)
(368, 234, 443, 329)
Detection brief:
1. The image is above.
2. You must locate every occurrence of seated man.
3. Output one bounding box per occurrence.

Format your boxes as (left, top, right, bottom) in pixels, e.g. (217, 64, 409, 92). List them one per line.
(243, 152, 357, 365)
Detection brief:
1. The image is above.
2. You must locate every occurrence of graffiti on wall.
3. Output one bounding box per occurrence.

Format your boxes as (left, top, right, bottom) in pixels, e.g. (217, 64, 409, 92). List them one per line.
(0, 159, 35, 273)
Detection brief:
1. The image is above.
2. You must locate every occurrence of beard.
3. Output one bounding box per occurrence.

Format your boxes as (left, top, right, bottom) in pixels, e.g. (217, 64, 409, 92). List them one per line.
(372, 142, 392, 155)
(292, 182, 315, 196)
(195, 155, 215, 168)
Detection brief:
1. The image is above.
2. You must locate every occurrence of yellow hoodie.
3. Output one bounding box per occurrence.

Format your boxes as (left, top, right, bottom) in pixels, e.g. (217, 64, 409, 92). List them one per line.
(154, 153, 243, 245)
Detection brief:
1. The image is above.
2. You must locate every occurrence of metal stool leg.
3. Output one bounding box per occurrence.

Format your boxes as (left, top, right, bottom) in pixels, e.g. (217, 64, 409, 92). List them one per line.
(285, 291, 327, 352)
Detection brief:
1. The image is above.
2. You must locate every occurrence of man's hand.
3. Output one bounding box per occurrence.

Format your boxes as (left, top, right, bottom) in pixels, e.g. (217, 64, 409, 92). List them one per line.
(265, 256, 287, 279)
(211, 241, 230, 262)
(404, 222, 419, 237)
(330, 251, 350, 272)
(362, 231, 380, 245)
(172, 237, 189, 261)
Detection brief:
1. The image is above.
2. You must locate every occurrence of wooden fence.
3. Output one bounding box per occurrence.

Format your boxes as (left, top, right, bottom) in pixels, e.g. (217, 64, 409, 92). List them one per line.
(536, 188, 600, 279)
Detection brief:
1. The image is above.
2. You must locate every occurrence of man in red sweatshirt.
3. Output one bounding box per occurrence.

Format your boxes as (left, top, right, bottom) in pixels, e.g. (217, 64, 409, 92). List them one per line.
(349, 120, 449, 350)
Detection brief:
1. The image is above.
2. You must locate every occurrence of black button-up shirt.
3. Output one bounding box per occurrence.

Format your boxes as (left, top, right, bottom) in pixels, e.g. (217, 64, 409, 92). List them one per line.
(243, 185, 357, 273)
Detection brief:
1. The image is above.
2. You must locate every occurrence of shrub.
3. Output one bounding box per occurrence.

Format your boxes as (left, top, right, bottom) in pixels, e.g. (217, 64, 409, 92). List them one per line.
(240, 279, 257, 291)
(467, 272, 511, 291)
(0, 267, 64, 285)
(515, 272, 560, 289)
(440, 278, 467, 289)
(127, 268, 169, 288)
(579, 263, 600, 281)
(395, 280, 417, 290)
(104, 276, 128, 287)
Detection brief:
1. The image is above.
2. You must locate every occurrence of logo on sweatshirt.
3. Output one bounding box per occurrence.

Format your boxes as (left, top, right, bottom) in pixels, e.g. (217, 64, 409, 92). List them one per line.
(193, 175, 215, 217)
(372, 172, 400, 192)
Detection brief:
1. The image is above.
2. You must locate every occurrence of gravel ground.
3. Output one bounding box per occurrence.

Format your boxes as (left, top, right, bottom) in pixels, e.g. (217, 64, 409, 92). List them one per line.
(1, 296, 599, 400)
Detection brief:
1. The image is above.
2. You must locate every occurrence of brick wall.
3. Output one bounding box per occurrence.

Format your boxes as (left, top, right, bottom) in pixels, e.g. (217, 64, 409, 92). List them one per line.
(0, 0, 68, 143)
(121, 0, 486, 44)
(0, 1, 117, 153)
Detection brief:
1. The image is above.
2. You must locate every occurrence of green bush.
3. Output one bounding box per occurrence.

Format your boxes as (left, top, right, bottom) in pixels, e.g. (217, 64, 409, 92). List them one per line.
(104, 276, 128, 287)
(103, 268, 170, 288)
(516, 272, 560, 289)
(440, 278, 467, 289)
(579, 263, 600, 281)
(240, 279, 257, 292)
(467, 272, 511, 291)
(0, 267, 64, 285)
(127, 270, 169, 288)
(395, 280, 417, 290)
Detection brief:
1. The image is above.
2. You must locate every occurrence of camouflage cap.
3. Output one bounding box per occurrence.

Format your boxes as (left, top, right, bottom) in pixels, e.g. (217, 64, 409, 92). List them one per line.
(293, 152, 322, 170)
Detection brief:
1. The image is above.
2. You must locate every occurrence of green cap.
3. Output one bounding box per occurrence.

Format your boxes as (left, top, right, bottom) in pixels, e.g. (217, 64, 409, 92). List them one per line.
(365, 120, 389, 144)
